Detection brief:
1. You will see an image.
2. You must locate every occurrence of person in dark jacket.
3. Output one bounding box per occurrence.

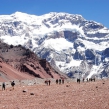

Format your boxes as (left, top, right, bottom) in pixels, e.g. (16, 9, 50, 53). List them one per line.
(59, 79, 61, 84)
(77, 78, 80, 84)
(56, 79, 58, 84)
(48, 80, 51, 86)
(11, 81, 15, 89)
(2, 82, 5, 90)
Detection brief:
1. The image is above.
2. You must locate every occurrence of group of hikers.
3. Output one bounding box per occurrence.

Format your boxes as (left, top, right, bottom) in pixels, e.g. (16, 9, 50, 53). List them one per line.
(45, 78, 65, 86)
(56, 78, 64, 84)
(2, 81, 15, 91)
(45, 77, 95, 85)
(45, 80, 51, 86)
(1, 77, 96, 90)
(77, 77, 95, 83)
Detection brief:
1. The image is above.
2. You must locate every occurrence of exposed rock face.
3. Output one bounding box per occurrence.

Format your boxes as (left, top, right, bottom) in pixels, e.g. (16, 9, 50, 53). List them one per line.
(0, 41, 67, 81)
(103, 48, 109, 57)
(85, 49, 95, 60)
(64, 31, 79, 41)
(45, 30, 79, 41)
(74, 40, 85, 49)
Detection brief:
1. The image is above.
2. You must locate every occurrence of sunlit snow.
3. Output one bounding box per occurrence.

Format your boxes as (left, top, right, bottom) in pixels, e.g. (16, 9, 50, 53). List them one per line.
(43, 38, 73, 51)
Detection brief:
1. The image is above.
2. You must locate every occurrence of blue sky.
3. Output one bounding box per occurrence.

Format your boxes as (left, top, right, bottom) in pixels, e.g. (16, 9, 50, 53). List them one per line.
(0, 0, 109, 28)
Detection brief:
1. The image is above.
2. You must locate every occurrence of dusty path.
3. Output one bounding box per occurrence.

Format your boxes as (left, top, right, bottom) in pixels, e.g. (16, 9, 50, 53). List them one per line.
(0, 79, 109, 109)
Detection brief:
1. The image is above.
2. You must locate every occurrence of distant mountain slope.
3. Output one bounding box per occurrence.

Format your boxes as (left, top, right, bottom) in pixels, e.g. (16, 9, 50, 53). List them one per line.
(0, 12, 109, 79)
(0, 41, 66, 81)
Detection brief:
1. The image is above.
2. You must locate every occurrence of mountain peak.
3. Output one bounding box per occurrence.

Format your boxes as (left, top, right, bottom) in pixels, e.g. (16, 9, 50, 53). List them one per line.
(42, 12, 84, 19)
(12, 11, 28, 15)
(11, 11, 30, 18)
(0, 12, 109, 79)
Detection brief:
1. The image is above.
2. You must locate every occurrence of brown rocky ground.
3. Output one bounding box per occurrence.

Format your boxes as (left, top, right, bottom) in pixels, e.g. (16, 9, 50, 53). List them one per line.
(0, 79, 109, 109)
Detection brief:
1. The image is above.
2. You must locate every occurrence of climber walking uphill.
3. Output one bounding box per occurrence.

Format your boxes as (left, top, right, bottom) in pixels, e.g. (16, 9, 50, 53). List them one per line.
(2, 82, 5, 90)
(11, 81, 15, 90)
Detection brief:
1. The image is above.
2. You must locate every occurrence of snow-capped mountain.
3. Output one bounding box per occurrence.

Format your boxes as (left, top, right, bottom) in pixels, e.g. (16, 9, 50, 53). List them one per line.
(0, 11, 109, 79)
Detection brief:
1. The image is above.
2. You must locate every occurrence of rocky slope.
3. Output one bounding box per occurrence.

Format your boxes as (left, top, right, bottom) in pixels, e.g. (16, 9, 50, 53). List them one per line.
(0, 12, 109, 79)
(0, 40, 66, 81)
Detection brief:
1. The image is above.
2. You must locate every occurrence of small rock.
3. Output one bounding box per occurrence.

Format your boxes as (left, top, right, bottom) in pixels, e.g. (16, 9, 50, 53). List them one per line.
(96, 86, 98, 88)
(30, 93, 34, 95)
(22, 90, 27, 93)
(66, 85, 70, 87)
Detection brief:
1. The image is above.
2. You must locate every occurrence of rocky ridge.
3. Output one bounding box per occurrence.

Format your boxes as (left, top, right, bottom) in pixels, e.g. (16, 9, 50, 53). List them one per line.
(0, 40, 66, 81)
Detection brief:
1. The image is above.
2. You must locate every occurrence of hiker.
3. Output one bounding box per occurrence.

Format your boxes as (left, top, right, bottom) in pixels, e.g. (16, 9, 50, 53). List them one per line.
(2, 82, 5, 90)
(56, 79, 58, 84)
(45, 80, 48, 85)
(92, 78, 95, 82)
(77, 78, 80, 84)
(93, 78, 95, 82)
(11, 81, 15, 89)
(59, 79, 61, 84)
(48, 80, 51, 86)
(62, 78, 64, 84)
(86, 78, 88, 82)
(83, 78, 84, 82)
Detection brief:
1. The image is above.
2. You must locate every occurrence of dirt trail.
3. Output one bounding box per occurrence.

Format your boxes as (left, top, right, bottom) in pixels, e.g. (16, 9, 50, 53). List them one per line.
(0, 79, 109, 109)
